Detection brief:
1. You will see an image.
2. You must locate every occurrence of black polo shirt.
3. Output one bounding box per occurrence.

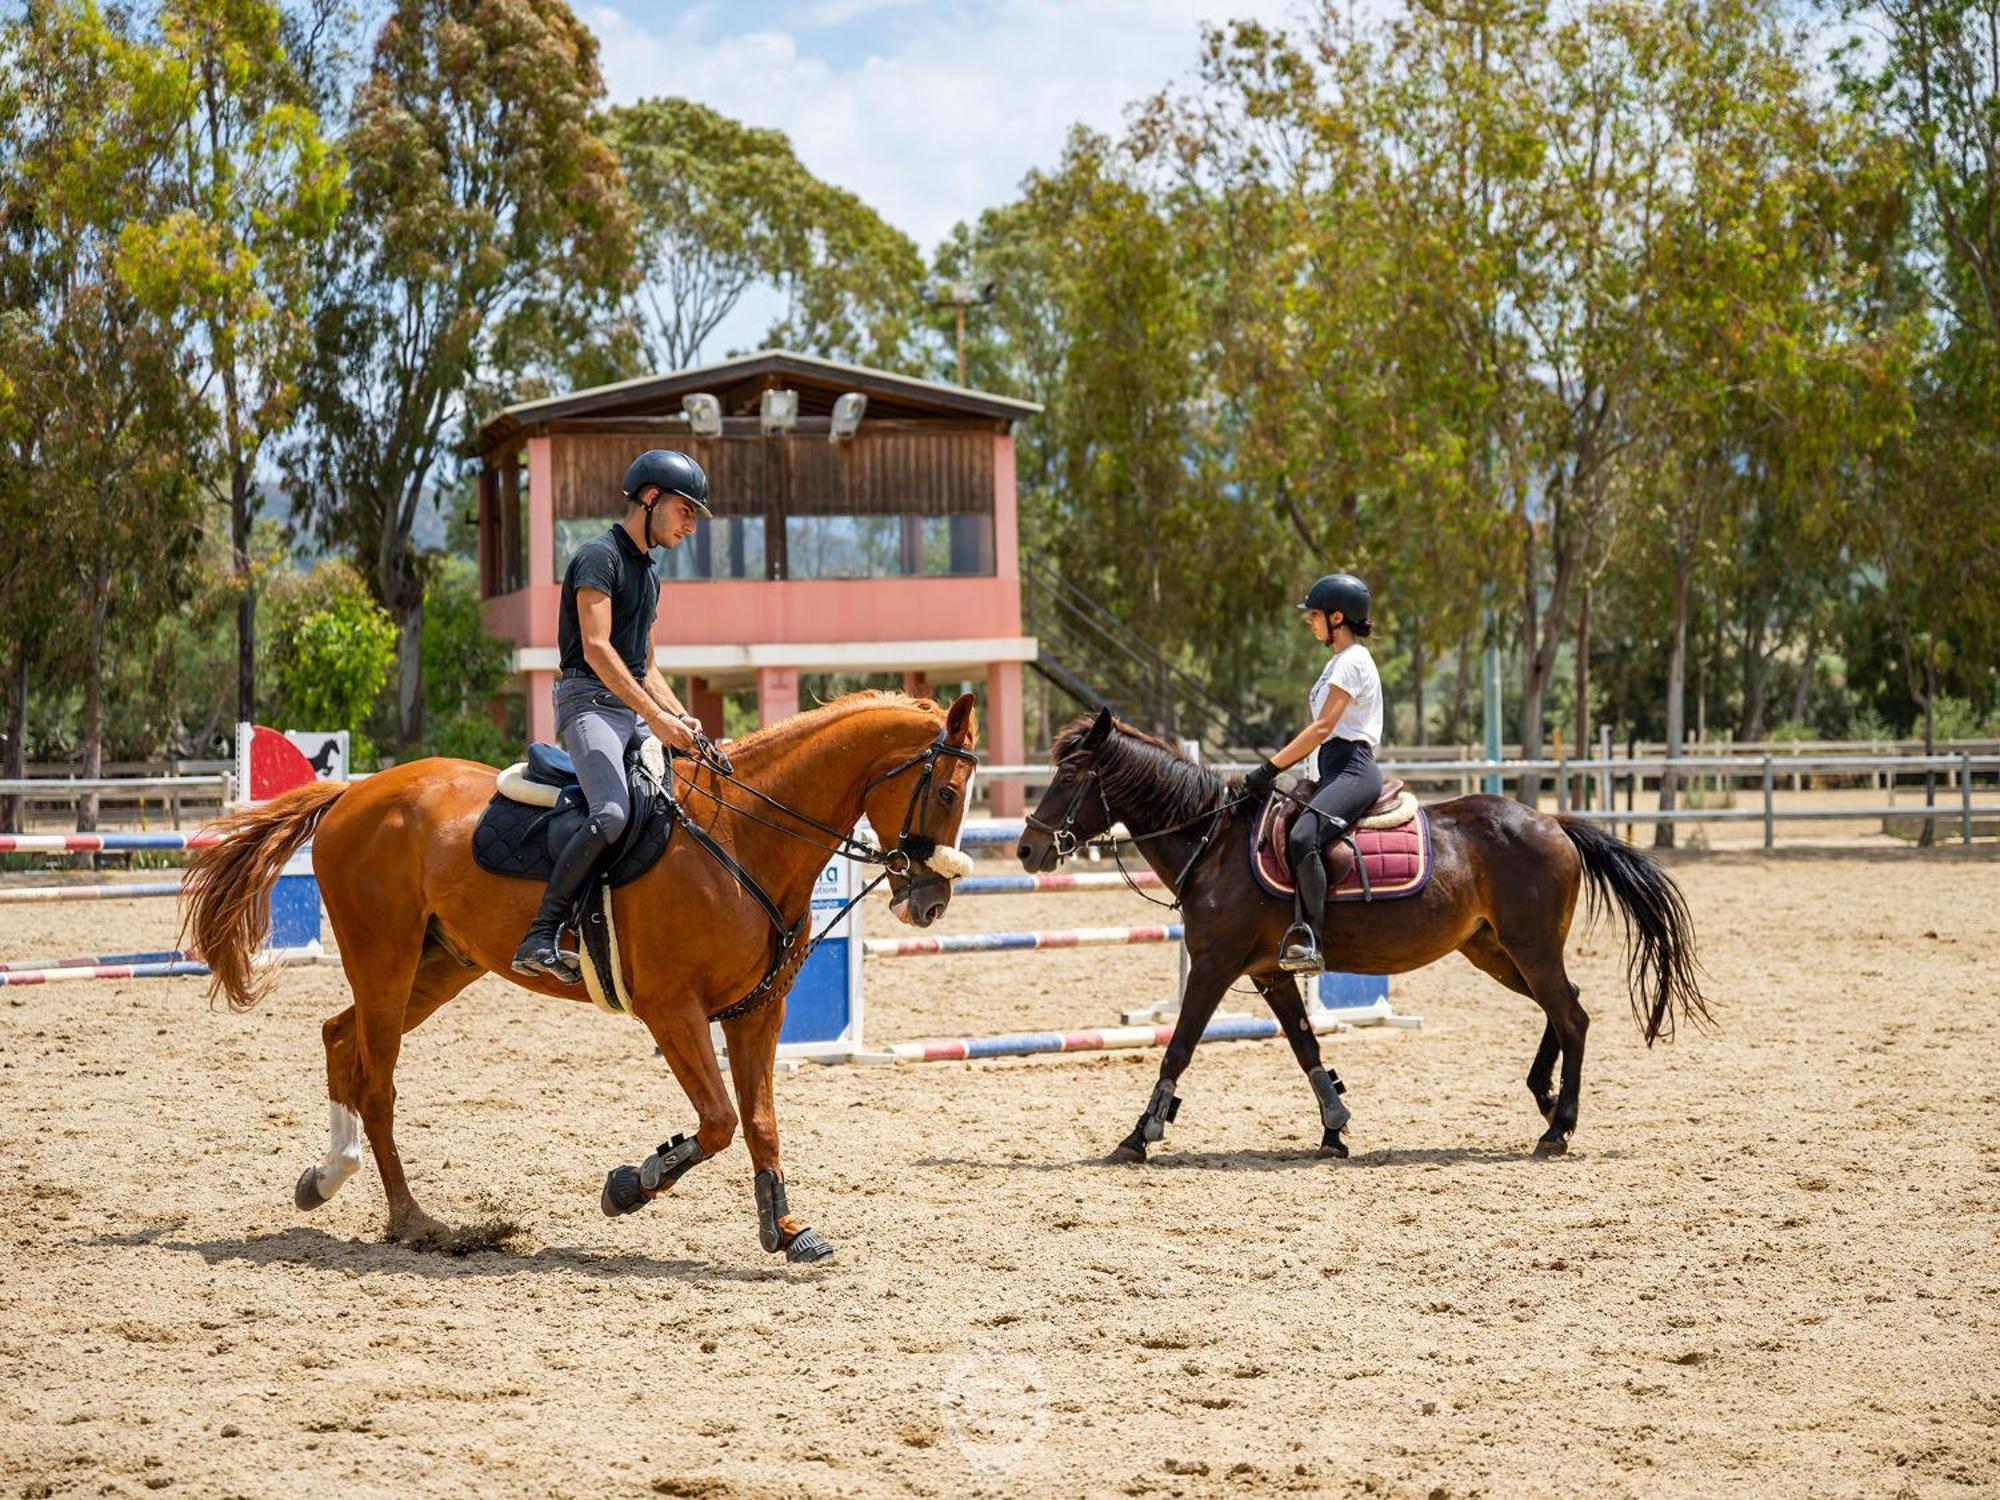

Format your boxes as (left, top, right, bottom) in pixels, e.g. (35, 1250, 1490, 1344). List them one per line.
(557, 525, 659, 682)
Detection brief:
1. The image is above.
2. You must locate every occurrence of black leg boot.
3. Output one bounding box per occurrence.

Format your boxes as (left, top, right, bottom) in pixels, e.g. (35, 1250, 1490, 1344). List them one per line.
(1280, 845, 1328, 975)
(511, 821, 609, 984)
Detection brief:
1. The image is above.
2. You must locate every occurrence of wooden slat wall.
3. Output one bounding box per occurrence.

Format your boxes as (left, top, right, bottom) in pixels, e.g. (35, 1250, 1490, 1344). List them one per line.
(550, 428, 995, 522)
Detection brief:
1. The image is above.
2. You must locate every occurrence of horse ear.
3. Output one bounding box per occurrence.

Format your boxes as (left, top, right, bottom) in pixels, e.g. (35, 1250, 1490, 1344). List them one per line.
(944, 691, 977, 744)
(1082, 705, 1114, 750)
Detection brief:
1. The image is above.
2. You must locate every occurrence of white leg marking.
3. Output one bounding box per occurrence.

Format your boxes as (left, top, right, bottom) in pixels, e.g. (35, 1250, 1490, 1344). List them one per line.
(314, 1102, 363, 1198)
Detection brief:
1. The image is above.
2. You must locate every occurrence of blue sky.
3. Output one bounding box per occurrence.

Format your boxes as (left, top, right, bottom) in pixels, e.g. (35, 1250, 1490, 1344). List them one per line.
(585, 1, 1300, 252)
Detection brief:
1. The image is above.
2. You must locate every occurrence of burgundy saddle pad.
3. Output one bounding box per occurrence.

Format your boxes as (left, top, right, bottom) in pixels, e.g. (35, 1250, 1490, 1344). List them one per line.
(1249, 788, 1432, 902)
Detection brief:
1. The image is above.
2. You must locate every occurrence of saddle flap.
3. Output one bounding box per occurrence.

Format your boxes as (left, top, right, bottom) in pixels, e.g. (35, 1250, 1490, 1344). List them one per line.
(525, 742, 577, 786)
(1250, 790, 1432, 903)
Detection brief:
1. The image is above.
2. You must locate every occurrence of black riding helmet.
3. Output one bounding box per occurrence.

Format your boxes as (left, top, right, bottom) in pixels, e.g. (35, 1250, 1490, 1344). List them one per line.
(1297, 573, 1373, 637)
(623, 449, 712, 518)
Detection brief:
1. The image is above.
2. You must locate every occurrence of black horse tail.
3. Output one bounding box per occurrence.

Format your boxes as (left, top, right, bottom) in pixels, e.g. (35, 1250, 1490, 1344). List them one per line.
(1558, 817, 1713, 1046)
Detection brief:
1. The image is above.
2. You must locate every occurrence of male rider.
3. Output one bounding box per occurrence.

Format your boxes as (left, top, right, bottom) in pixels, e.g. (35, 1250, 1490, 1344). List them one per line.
(511, 450, 711, 983)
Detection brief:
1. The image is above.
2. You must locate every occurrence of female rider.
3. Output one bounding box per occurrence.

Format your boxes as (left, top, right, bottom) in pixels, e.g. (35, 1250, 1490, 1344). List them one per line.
(1242, 573, 1383, 975)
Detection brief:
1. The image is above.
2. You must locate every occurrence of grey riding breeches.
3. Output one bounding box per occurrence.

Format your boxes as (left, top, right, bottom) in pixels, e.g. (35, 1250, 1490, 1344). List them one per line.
(553, 676, 655, 844)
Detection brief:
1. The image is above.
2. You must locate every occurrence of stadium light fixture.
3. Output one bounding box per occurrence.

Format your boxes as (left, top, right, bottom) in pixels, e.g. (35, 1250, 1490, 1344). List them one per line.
(682, 392, 721, 437)
(829, 391, 867, 442)
(760, 388, 798, 436)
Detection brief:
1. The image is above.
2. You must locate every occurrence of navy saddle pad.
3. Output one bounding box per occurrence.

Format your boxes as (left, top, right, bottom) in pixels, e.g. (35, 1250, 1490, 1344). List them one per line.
(471, 744, 673, 886)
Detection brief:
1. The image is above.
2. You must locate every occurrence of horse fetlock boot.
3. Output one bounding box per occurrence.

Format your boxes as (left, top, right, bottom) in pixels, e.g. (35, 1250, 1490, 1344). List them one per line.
(1140, 1077, 1181, 1144)
(639, 1132, 706, 1193)
(1308, 1065, 1351, 1135)
(601, 1131, 705, 1217)
(756, 1168, 833, 1262)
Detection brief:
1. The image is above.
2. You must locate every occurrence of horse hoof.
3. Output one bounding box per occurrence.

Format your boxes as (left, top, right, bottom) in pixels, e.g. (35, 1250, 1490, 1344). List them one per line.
(1317, 1129, 1349, 1160)
(601, 1165, 650, 1216)
(1534, 1095, 1558, 1122)
(295, 1167, 328, 1212)
(1107, 1143, 1146, 1165)
(1534, 1134, 1569, 1158)
(784, 1226, 835, 1263)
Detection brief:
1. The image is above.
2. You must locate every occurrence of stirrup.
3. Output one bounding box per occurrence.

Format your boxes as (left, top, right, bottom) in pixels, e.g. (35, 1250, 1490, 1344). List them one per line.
(512, 933, 582, 985)
(1278, 922, 1324, 975)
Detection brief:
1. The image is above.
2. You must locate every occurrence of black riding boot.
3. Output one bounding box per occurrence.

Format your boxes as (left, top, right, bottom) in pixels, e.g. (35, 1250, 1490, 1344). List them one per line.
(1281, 815, 1350, 974)
(511, 821, 609, 984)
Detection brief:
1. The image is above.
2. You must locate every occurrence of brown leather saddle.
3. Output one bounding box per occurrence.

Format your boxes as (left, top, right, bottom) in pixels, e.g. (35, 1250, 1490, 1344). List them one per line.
(1249, 777, 1432, 902)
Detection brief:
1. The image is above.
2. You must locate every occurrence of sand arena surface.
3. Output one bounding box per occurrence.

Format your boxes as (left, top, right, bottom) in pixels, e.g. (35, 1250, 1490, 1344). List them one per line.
(2, 846, 1997, 1498)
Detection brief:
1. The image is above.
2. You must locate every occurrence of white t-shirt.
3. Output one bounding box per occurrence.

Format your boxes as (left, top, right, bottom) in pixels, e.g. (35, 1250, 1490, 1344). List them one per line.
(1309, 643, 1382, 747)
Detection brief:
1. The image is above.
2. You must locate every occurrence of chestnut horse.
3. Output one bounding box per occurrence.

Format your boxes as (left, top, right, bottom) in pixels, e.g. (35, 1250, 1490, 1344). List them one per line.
(1017, 710, 1709, 1160)
(182, 692, 979, 1257)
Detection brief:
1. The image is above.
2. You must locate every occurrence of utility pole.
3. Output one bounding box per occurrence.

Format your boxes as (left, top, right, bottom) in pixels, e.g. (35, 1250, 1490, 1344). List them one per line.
(924, 280, 996, 385)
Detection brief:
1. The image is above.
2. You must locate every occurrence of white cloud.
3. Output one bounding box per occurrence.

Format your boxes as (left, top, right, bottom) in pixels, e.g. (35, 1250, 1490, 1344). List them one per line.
(584, 1, 1302, 255)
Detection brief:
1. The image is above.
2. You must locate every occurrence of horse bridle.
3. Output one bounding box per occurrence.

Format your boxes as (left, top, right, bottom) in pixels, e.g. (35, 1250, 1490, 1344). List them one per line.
(1022, 752, 1107, 860)
(1024, 748, 1241, 910)
(861, 727, 981, 880)
(674, 724, 978, 1022)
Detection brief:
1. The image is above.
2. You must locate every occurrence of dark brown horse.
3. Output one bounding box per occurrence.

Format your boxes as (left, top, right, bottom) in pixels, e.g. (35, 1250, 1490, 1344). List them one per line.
(1017, 709, 1709, 1160)
(182, 692, 979, 1256)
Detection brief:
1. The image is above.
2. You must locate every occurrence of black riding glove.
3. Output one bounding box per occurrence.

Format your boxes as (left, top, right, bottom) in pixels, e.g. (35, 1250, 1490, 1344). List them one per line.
(1243, 758, 1282, 798)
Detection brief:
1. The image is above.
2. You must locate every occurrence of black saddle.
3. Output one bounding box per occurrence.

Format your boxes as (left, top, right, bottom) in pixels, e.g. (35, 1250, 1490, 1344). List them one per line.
(472, 742, 675, 888)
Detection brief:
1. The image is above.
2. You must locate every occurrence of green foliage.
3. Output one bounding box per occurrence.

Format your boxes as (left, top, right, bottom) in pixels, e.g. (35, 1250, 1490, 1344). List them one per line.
(417, 555, 515, 765)
(599, 98, 924, 370)
(289, 0, 633, 746)
(264, 561, 397, 732)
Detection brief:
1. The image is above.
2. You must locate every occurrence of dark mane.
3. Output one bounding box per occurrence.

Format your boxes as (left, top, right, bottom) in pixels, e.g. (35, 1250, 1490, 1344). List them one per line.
(1052, 712, 1229, 827)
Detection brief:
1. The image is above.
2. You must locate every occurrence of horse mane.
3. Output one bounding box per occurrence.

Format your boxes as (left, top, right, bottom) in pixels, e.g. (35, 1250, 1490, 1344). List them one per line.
(726, 690, 943, 766)
(1052, 712, 1228, 826)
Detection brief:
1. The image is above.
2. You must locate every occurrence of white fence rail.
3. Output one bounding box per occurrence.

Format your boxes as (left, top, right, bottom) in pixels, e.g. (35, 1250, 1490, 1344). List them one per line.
(982, 751, 2000, 847)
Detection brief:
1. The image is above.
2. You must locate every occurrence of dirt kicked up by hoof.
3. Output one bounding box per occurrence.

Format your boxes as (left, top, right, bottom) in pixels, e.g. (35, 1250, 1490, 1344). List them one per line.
(394, 1216, 527, 1256)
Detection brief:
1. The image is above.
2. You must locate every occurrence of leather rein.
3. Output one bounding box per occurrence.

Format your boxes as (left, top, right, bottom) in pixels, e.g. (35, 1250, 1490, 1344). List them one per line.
(665, 726, 979, 1021)
(1023, 752, 1247, 913)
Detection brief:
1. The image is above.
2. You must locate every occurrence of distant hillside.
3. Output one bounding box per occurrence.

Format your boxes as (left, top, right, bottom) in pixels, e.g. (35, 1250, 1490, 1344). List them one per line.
(254, 481, 453, 566)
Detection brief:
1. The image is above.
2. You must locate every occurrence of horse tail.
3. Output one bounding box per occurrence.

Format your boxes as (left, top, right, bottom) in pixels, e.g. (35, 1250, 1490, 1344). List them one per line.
(1557, 816, 1712, 1046)
(179, 781, 349, 1013)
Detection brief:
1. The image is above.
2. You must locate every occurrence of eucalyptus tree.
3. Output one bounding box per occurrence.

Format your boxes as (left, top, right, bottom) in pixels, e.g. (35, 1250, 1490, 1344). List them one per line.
(0, 0, 208, 824)
(125, 0, 346, 723)
(290, 0, 633, 746)
(600, 97, 924, 371)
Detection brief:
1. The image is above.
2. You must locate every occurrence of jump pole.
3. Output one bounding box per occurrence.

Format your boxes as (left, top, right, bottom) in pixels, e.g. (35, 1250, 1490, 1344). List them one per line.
(0, 944, 324, 988)
(0, 881, 184, 904)
(0, 833, 220, 853)
(878, 1011, 1351, 1063)
(0, 947, 195, 972)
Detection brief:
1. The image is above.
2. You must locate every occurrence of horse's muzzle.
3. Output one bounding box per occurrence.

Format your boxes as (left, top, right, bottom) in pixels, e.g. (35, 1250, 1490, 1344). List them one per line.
(1017, 830, 1059, 874)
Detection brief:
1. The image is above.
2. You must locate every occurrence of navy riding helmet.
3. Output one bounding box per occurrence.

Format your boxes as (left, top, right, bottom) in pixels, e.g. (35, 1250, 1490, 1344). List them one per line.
(1298, 572, 1372, 635)
(623, 449, 712, 518)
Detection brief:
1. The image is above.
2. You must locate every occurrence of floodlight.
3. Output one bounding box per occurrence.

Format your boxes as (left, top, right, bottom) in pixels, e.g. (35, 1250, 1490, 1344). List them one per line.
(760, 388, 798, 435)
(829, 391, 867, 442)
(682, 392, 721, 437)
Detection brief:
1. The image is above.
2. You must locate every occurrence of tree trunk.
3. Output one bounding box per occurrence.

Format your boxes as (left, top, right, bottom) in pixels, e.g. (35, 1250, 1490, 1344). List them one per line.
(1448, 629, 1471, 743)
(233, 454, 256, 723)
(79, 576, 108, 838)
(2, 639, 25, 835)
(1788, 617, 1820, 727)
(1412, 635, 1428, 748)
(394, 593, 425, 747)
(1574, 583, 1591, 808)
(1918, 640, 1937, 847)
(1657, 549, 1690, 850)
(1739, 606, 1770, 741)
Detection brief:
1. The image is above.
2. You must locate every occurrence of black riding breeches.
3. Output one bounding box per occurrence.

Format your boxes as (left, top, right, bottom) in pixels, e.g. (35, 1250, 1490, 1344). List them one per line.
(1286, 738, 1382, 871)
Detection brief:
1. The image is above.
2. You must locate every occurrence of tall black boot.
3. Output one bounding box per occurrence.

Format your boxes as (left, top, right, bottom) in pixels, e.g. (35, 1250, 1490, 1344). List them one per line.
(512, 821, 609, 984)
(1281, 815, 1350, 975)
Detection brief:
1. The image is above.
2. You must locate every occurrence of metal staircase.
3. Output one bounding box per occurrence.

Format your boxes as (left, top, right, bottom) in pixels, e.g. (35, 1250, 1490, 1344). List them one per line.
(1022, 556, 1266, 754)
